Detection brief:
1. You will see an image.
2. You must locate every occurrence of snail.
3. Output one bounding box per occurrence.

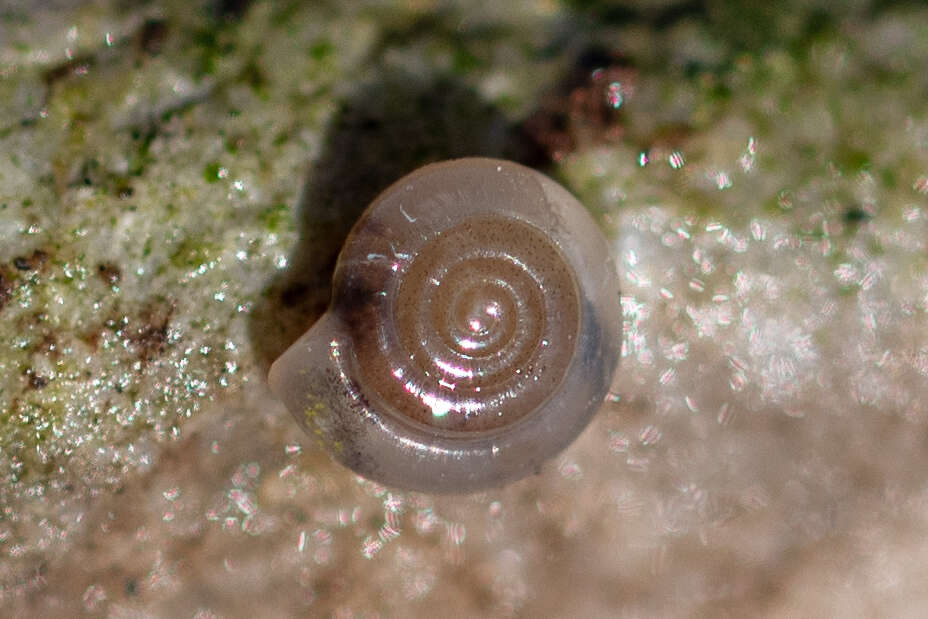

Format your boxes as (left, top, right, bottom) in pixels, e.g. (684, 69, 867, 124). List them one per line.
(269, 158, 620, 493)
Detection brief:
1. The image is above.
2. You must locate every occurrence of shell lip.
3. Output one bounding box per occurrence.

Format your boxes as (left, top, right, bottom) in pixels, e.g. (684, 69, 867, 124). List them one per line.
(268, 299, 618, 494)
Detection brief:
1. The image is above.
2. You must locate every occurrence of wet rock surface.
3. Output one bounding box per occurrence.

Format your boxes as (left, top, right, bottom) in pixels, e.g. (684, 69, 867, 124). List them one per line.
(1, 1, 927, 616)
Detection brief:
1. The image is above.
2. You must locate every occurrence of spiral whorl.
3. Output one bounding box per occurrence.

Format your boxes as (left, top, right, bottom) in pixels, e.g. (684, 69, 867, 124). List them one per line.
(355, 215, 580, 432)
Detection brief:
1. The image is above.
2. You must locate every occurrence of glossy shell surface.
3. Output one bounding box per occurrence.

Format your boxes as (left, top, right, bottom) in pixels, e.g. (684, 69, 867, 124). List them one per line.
(269, 158, 620, 492)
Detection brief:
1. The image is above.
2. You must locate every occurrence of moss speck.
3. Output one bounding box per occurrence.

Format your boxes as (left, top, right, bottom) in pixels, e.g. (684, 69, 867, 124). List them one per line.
(203, 161, 223, 183)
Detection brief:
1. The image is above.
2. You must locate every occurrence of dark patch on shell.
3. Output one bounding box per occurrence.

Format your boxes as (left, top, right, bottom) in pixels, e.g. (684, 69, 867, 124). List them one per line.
(318, 368, 377, 475)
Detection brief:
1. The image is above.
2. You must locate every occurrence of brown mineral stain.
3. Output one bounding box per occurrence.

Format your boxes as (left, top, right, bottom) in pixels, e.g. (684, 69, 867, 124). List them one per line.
(137, 19, 169, 56)
(522, 54, 637, 162)
(129, 300, 175, 363)
(12, 249, 49, 272)
(42, 54, 96, 88)
(81, 330, 101, 352)
(97, 263, 122, 286)
(28, 375, 49, 390)
(37, 332, 60, 359)
(0, 270, 10, 310)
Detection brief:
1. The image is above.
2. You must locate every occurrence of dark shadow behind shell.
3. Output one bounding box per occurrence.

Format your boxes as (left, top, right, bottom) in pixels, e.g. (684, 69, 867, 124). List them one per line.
(247, 71, 546, 373)
(269, 159, 620, 493)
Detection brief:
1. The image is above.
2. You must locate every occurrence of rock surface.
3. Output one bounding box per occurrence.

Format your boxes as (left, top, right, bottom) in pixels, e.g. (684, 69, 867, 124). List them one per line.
(1, 0, 927, 616)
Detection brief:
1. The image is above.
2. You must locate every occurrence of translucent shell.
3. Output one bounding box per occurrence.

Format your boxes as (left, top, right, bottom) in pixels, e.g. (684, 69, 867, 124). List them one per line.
(269, 158, 620, 493)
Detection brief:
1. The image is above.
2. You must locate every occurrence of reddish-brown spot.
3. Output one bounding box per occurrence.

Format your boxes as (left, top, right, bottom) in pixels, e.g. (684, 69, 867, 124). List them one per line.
(523, 60, 637, 162)
(81, 330, 101, 352)
(38, 333, 59, 358)
(12, 249, 49, 272)
(97, 263, 122, 286)
(23, 366, 50, 390)
(137, 19, 169, 56)
(0, 270, 10, 310)
(128, 300, 175, 363)
(43, 55, 95, 88)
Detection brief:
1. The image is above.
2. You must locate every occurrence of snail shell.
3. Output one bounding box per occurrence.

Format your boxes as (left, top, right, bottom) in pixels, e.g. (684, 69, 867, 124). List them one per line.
(269, 158, 620, 493)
